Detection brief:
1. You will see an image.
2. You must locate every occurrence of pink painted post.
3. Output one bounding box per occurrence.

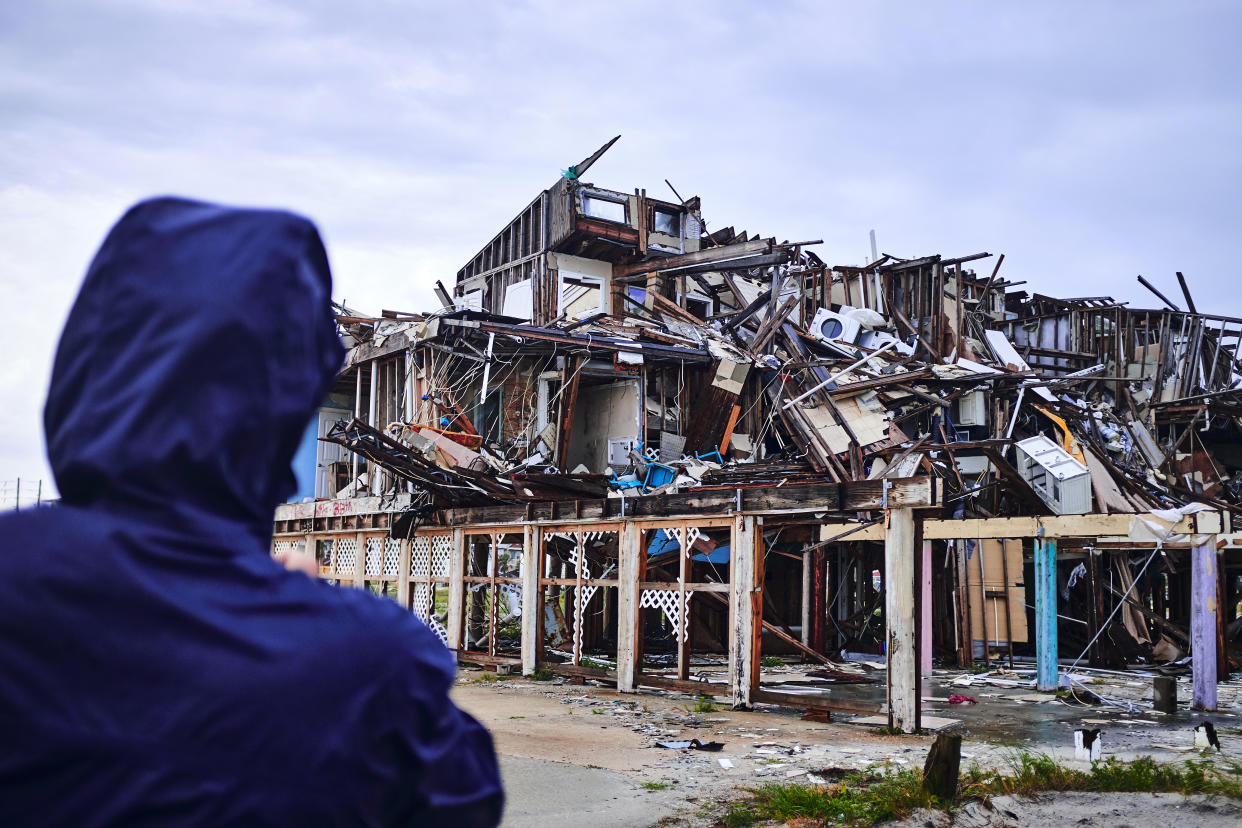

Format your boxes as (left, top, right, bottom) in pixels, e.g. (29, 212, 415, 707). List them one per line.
(1191, 539, 1218, 711)
(921, 540, 933, 674)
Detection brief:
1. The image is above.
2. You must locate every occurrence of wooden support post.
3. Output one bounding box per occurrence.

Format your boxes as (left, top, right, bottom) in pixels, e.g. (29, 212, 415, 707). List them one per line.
(368, 360, 379, 495)
(885, 507, 918, 733)
(801, 543, 812, 648)
(555, 357, 582, 470)
(520, 524, 540, 676)
(397, 539, 411, 610)
(954, 540, 973, 667)
(305, 533, 318, 579)
(975, 540, 991, 668)
(921, 539, 933, 675)
(811, 548, 827, 655)
(677, 523, 690, 681)
(1034, 537, 1059, 691)
(353, 531, 366, 589)
(1191, 537, 1219, 711)
(729, 515, 758, 709)
(352, 368, 361, 487)
(446, 528, 465, 652)
(616, 522, 641, 692)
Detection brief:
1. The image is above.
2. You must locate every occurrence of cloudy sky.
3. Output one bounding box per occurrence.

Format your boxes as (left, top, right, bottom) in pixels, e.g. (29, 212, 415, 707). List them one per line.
(2, 1, 1240, 497)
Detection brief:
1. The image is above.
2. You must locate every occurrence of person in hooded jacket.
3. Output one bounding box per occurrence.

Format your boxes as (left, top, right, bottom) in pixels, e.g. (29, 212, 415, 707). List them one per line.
(0, 198, 504, 826)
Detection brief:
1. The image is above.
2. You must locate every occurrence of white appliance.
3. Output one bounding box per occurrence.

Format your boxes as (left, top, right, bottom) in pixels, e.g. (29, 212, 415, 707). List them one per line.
(956, 389, 988, 427)
(1015, 435, 1092, 515)
(808, 308, 861, 347)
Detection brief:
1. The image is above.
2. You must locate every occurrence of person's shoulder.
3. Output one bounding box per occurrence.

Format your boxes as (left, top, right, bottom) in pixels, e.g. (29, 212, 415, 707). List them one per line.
(0, 505, 97, 554)
(304, 582, 455, 669)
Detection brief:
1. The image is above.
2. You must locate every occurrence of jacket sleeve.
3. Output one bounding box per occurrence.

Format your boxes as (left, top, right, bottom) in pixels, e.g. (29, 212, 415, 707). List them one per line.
(387, 621, 504, 828)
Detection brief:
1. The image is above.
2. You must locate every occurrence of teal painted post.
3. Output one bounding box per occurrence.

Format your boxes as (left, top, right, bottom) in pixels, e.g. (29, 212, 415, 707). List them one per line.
(1034, 538, 1058, 691)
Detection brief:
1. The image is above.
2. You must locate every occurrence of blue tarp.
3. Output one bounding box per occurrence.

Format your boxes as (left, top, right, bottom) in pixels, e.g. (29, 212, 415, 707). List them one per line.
(0, 198, 503, 826)
(645, 529, 731, 564)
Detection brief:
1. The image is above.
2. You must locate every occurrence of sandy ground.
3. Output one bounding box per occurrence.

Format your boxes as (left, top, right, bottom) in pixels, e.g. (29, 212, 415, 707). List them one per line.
(454, 677, 940, 826)
(891, 791, 1242, 827)
(452, 669, 1242, 827)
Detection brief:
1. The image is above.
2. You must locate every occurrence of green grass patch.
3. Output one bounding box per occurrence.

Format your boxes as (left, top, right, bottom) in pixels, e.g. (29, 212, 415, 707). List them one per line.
(580, 657, 610, 670)
(528, 667, 555, 681)
(641, 781, 672, 791)
(684, 695, 718, 713)
(870, 726, 911, 736)
(963, 753, 1242, 799)
(720, 754, 1242, 826)
(760, 656, 785, 668)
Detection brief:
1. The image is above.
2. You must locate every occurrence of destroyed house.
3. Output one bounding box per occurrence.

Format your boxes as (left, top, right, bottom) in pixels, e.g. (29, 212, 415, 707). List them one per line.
(275, 144, 1242, 730)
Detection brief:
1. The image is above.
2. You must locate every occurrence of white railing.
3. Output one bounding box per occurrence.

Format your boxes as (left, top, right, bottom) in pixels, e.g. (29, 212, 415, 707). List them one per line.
(0, 479, 54, 511)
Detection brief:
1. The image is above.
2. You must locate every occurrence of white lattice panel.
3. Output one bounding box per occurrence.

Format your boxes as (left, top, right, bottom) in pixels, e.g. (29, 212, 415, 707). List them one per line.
(365, 538, 383, 577)
(382, 539, 401, 576)
(427, 617, 448, 645)
(411, 583, 448, 644)
(335, 537, 357, 575)
(430, 535, 452, 577)
(640, 588, 694, 642)
(411, 537, 431, 578)
(568, 544, 592, 581)
(272, 540, 295, 558)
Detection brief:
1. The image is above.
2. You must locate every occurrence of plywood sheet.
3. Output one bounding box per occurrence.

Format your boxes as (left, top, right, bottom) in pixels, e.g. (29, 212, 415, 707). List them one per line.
(965, 539, 1028, 645)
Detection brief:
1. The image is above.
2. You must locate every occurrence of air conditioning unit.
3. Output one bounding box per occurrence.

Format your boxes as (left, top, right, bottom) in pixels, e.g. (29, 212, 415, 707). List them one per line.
(1015, 435, 1092, 515)
(808, 308, 861, 347)
(956, 389, 988, 427)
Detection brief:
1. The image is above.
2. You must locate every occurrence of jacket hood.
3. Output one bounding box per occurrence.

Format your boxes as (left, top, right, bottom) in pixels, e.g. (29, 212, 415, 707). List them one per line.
(45, 197, 345, 532)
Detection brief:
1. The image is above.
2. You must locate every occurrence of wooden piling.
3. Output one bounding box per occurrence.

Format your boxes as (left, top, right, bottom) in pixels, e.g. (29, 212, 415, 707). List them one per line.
(885, 507, 918, 732)
(1191, 538, 1218, 710)
(1035, 537, 1058, 691)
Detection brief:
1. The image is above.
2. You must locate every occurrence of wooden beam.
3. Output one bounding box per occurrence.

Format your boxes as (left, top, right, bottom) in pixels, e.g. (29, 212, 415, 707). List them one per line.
(428, 476, 941, 527)
(568, 134, 621, 180)
(920, 512, 1218, 540)
(751, 688, 881, 717)
(612, 239, 771, 279)
(840, 477, 942, 511)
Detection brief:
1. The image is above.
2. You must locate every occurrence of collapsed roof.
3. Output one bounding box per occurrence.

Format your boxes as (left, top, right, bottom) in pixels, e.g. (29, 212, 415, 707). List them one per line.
(323, 149, 1242, 524)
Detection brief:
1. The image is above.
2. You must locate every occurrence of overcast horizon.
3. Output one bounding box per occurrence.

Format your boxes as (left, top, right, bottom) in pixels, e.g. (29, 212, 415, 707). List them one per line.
(2, 0, 1240, 498)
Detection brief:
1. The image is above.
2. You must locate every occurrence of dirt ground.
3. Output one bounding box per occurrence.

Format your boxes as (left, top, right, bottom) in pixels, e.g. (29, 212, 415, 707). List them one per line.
(453, 676, 916, 826)
(452, 668, 1242, 827)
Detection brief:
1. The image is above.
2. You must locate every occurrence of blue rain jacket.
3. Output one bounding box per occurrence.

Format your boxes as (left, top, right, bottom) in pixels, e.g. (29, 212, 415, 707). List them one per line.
(0, 198, 503, 826)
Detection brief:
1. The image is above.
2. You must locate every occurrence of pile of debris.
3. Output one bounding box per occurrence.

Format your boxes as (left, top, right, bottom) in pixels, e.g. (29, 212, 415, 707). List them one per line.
(303, 143, 1241, 675)
(326, 249, 1242, 523)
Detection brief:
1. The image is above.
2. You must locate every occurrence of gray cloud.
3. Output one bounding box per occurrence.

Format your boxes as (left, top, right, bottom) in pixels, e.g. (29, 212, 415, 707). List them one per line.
(2, 0, 1240, 494)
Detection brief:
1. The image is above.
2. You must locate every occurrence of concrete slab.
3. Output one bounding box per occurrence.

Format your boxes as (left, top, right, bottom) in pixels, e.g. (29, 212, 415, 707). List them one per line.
(498, 755, 681, 828)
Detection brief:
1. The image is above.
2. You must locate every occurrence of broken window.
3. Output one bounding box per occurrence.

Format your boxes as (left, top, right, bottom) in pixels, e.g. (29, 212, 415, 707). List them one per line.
(652, 207, 681, 236)
(684, 294, 711, 321)
(473, 388, 502, 444)
(581, 195, 626, 224)
(559, 271, 604, 319)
